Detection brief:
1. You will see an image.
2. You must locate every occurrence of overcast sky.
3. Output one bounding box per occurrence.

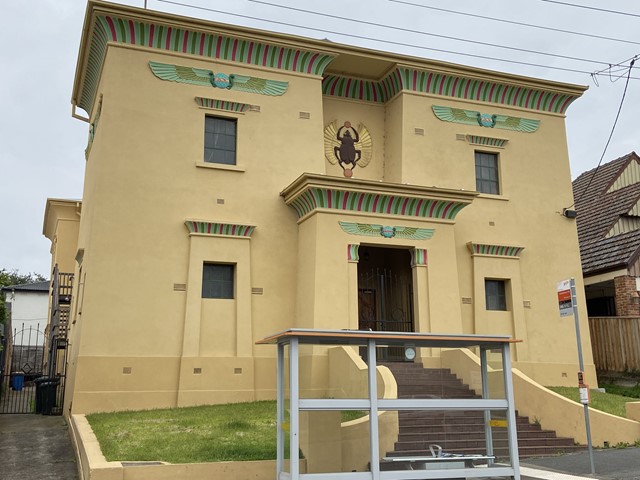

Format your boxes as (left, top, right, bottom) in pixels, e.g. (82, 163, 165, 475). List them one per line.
(1, 0, 638, 277)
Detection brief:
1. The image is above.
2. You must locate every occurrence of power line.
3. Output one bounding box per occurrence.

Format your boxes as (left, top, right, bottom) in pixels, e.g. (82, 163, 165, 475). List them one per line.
(591, 54, 640, 85)
(538, 0, 640, 18)
(250, 0, 620, 67)
(156, 0, 640, 80)
(389, 0, 640, 47)
(572, 58, 636, 208)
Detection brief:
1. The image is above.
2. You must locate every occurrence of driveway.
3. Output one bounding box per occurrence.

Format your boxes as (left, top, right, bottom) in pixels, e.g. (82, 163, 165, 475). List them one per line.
(0, 415, 78, 479)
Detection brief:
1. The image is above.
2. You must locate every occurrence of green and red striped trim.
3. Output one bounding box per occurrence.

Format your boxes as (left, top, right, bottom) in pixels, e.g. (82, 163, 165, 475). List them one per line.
(78, 14, 335, 113)
(410, 248, 428, 266)
(466, 135, 508, 148)
(195, 97, 250, 113)
(321, 67, 579, 114)
(185, 220, 255, 237)
(468, 242, 524, 258)
(399, 68, 577, 113)
(288, 187, 469, 221)
(322, 75, 394, 103)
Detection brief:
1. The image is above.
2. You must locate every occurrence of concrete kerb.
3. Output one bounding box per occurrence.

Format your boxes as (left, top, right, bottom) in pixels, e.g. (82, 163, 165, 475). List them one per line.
(521, 466, 598, 480)
(68, 414, 305, 480)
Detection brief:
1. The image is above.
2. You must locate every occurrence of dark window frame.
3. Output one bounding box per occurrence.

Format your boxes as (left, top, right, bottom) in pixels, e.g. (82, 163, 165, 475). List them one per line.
(485, 279, 508, 311)
(475, 151, 500, 195)
(202, 263, 235, 299)
(204, 115, 237, 165)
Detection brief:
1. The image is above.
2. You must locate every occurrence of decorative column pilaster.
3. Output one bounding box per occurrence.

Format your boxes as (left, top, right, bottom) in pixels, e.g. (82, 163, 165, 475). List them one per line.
(410, 248, 428, 267)
(347, 244, 360, 330)
(411, 248, 430, 360)
(347, 244, 360, 263)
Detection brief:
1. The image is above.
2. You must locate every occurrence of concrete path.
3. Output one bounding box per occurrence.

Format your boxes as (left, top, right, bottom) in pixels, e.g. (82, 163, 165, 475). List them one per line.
(0, 415, 78, 479)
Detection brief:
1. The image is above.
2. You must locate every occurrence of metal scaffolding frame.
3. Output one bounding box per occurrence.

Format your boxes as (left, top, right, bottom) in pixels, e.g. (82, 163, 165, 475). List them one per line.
(257, 329, 522, 480)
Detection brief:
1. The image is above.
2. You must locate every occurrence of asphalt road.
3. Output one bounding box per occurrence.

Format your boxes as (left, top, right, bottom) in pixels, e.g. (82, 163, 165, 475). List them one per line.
(523, 448, 640, 480)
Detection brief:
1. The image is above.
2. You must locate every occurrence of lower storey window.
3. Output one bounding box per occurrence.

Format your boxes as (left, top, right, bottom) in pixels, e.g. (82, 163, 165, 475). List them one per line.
(202, 263, 234, 299)
(485, 279, 507, 311)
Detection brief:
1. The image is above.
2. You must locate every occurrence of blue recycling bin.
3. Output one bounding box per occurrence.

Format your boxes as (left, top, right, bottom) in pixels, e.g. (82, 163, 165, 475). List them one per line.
(11, 373, 25, 391)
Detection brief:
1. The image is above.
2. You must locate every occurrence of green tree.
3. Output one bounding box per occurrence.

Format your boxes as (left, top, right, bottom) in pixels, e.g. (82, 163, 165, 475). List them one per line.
(0, 268, 47, 325)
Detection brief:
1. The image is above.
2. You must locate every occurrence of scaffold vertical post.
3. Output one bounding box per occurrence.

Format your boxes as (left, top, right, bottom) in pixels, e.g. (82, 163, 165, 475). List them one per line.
(367, 338, 380, 479)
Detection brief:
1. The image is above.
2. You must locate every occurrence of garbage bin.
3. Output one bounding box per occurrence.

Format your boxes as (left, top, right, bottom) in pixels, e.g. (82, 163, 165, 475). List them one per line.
(10, 373, 25, 391)
(40, 380, 60, 415)
(34, 376, 55, 414)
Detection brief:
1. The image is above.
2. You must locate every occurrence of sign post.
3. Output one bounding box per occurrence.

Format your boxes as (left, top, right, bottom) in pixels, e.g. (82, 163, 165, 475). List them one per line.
(558, 278, 595, 474)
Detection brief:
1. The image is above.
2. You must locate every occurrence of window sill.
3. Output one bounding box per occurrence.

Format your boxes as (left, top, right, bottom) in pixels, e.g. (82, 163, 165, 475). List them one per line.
(196, 161, 245, 172)
(477, 193, 509, 201)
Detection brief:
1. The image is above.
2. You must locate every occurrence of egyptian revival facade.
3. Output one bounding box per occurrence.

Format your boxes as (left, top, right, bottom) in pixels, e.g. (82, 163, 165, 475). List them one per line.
(45, 0, 595, 415)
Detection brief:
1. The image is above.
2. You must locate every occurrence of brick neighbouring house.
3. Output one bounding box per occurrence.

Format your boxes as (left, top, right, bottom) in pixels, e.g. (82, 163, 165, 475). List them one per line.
(573, 151, 640, 317)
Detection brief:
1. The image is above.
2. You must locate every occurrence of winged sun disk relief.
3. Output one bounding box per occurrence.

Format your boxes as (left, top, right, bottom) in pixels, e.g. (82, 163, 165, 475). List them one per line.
(432, 105, 540, 133)
(339, 222, 434, 240)
(148, 61, 288, 96)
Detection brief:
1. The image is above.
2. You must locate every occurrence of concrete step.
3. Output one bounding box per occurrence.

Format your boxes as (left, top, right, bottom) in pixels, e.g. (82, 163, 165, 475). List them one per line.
(386, 443, 586, 459)
(383, 363, 582, 459)
(398, 428, 558, 440)
(394, 436, 576, 452)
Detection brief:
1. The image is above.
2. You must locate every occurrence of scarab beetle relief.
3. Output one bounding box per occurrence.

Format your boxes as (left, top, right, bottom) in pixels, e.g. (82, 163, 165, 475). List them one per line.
(324, 121, 372, 177)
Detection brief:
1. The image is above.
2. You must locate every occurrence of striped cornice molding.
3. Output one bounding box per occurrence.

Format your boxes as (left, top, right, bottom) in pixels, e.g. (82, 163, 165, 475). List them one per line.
(322, 67, 581, 114)
(281, 174, 477, 222)
(185, 220, 256, 237)
(465, 135, 508, 148)
(195, 97, 251, 113)
(74, 9, 336, 114)
(467, 242, 524, 258)
(322, 69, 403, 104)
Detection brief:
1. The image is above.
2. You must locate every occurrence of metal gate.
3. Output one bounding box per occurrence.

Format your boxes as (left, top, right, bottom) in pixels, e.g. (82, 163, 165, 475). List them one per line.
(1, 325, 68, 415)
(358, 267, 414, 361)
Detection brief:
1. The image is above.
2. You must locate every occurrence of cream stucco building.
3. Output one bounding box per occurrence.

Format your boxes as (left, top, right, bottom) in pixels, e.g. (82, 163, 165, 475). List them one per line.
(45, 0, 595, 415)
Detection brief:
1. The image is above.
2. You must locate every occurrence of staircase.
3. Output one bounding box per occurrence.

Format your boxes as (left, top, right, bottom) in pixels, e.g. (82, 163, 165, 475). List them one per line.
(381, 362, 584, 459)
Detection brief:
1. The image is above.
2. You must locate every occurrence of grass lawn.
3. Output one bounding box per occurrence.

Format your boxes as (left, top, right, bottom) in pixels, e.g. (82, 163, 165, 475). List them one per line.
(546, 387, 634, 418)
(87, 400, 364, 463)
(87, 400, 285, 463)
(599, 383, 640, 399)
(87, 388, 636, 464)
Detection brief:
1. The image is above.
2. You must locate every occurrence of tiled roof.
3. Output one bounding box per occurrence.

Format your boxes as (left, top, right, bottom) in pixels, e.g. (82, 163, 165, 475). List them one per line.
(573, 152, 640, 275)
(1, 280, 50, 293)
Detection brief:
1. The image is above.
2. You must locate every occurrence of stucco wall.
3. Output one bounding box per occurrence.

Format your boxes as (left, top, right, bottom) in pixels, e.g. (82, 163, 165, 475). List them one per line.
(56, 2, 594, 415)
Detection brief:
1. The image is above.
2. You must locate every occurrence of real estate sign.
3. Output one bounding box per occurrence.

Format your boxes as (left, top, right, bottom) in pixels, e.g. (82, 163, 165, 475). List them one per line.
(557, 279, 573, 317)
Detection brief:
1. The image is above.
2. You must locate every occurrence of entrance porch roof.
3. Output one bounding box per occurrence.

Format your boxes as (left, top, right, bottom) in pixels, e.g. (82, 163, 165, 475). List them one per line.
(280, 173, 478, 223)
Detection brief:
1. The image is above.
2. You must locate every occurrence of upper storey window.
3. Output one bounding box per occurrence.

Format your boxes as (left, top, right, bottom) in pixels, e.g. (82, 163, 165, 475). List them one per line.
(204, 116, 237, 165)
(475, 151, 500, 195)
